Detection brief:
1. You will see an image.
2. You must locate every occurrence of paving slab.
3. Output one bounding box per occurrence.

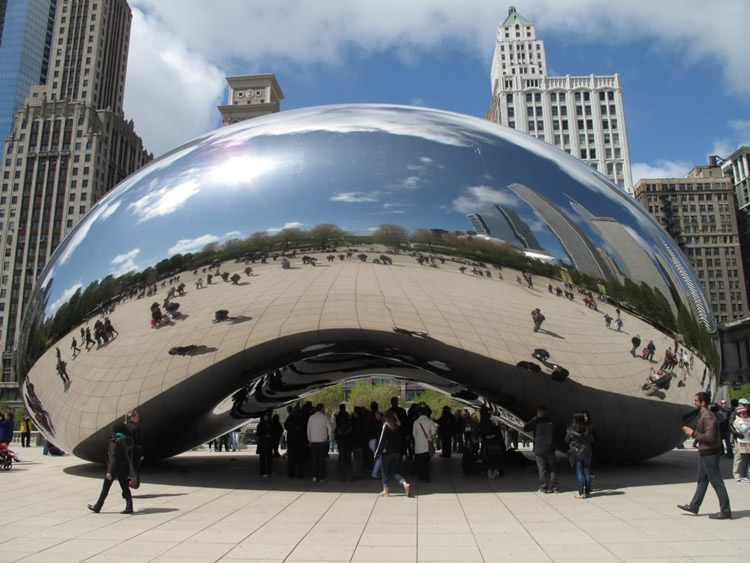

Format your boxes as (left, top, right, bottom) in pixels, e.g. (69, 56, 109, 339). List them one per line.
(3, 445, 749, 562)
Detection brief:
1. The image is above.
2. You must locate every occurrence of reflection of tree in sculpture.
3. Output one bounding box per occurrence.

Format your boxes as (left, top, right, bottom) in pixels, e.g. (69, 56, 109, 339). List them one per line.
(373, 224, 409, 249)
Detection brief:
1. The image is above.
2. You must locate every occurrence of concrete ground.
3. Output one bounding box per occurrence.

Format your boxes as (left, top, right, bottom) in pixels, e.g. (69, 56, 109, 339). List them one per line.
(3, 445, 748, 562)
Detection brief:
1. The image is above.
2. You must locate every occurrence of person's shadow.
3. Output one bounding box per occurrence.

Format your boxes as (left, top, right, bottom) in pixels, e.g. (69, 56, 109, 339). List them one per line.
(537, 328, 565, 339)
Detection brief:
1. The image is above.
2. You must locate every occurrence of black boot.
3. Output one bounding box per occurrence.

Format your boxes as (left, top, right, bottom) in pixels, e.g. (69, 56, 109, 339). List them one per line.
(121, 500, 133, 514)
(87, 503, 102, 513)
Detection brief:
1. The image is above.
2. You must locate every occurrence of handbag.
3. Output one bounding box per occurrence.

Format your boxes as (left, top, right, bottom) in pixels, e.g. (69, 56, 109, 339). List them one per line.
(123, 441, 140, 489)
(418, 422, 435, 457)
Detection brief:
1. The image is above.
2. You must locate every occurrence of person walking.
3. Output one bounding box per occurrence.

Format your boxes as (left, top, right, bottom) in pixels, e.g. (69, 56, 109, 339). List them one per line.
(71, 337, 81, 358)
(125, 411, 144, 484)
(731, 405, 750, 482)
(20, 414, 32, 447)
(412, 404, 437, 483)
(523, 406, 558, 493)
(256, 410, 274, 478)
(307, 404, 332, 483)
(678, 392, 732, 519)
(374, 411, 411, 497)
(565, 412, 594, 498)
(87, 422, 135, 514)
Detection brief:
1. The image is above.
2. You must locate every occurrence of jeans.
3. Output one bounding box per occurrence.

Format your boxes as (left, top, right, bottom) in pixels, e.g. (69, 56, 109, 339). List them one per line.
(310, 442, 328, 481)
(380, 453, 405, 486)
(535, 453, 558, 491)
(575, 457, 592, 495)
(369, 439, 382, 478)
(258, 446, 273, 476)
(689, 453, 731, 515)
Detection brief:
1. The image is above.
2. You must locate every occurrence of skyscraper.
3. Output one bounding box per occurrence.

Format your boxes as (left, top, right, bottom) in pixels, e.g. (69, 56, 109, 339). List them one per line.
(0, 0, 151, 402)
(634, 162, 744, 327)
(0, 0, 57, 142)
(486, 6, 633, 193)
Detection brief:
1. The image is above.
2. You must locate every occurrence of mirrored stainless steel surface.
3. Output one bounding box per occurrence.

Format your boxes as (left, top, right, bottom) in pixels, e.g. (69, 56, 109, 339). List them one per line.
(18, 104, 718, 463)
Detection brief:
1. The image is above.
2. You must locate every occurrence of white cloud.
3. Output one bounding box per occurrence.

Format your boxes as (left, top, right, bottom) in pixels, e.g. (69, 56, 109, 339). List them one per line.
(709, 119, 750, 160)
(331, 191, 380, 203)
(452, 185, 517, 214)
(125, 0, 750, 159)
(168, 234, 220, 255)
(58, 200, 122, 266)
(266, 221, 305, 234)
(167, 231, 242, 255)
(410, 97, 424, 106)
(123, 8, 225, 157)
(48, 282, 83, 318)
(631, 159, 692, 184)
(128, 179, 200, 222)
(110, 248, 141, 277)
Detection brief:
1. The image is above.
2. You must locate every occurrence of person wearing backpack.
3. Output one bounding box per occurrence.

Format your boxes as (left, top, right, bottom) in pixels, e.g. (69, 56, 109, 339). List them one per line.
(87, 421, 135, 514)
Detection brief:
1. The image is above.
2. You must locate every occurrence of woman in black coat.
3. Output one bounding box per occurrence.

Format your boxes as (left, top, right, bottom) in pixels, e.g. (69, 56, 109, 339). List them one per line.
(88, 421, 135, 514)
(256, 411, 274, 477)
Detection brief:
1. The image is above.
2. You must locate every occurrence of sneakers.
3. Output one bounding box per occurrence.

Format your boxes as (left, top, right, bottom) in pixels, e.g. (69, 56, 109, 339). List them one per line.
(574, 494, 586, 499)
(742, 478, 750, 483)
(537, 487, 548, 494)
(677, 504, 698, 515)
(312, 477, 318, 482)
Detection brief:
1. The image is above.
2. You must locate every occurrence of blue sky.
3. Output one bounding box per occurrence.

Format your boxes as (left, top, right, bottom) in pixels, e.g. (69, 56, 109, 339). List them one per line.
(124, 0, 750, 183)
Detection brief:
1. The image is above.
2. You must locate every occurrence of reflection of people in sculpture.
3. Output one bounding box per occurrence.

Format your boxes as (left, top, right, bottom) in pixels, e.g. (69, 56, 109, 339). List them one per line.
(85, 327, 95, 350)
(195, 277, 203, 289)
(531, 308, 545, 332)
(56, 359, 70, 385)
(70, 337, 81, 358)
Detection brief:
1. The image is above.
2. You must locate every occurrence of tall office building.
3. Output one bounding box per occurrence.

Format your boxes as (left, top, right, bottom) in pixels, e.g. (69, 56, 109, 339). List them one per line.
(0, 0, 57, 142)
(720, 147, 750, 301)
(0, 0, 151, 402)
(633, 162, 745, 327)
(217, 74, 283, 127)
(486, 6, 633, 193)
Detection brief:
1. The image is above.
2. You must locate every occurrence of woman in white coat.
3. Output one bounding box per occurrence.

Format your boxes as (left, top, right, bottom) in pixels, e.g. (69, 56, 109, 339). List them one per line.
(412, 404, 438, 483)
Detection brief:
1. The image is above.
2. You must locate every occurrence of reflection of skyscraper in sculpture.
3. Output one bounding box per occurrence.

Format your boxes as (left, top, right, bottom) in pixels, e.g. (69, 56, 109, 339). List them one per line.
(466, 204, 544, 251)
(655, 240, 714, 331)
(571, 203, 678, 317)
(507, 183, 613, 278)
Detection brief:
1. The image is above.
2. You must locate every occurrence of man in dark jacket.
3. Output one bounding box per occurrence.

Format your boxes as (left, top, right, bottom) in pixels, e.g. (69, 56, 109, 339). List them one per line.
(679, 392, 732, 519)
(88, 421, 134, 514)
(284, 406, 307, 478)
(523, 406, 558, 493)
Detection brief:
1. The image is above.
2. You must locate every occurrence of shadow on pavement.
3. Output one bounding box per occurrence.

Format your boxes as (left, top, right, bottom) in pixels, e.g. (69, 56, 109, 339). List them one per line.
(62, 449, 715, 494)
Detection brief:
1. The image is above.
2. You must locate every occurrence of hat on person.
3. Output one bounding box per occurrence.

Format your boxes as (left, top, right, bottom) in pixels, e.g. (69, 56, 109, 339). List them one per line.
(739, 398, 749, 405)
(720, 399, 727, 404)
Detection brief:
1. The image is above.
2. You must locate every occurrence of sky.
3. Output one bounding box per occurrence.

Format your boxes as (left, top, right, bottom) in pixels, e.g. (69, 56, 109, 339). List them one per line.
(123, 0, 750, 185)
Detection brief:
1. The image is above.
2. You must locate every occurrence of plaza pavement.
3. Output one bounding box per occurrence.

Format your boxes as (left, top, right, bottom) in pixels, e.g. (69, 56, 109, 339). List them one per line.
(3, 444, 748, 562)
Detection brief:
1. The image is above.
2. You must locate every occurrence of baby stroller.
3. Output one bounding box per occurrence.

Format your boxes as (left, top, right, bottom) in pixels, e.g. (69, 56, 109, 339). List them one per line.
(0, 442, 21, 470)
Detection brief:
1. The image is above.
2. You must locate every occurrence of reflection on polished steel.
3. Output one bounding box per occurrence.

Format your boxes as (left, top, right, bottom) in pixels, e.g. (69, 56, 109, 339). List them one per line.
(18, 105, 718, 465)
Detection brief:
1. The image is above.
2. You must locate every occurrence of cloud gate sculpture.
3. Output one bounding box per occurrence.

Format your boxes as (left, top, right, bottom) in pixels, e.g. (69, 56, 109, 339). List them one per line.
(19, 105, 718, 464)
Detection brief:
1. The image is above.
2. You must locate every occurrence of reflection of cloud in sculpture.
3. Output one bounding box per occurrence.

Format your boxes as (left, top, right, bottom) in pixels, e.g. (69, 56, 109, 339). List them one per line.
(168, 231, 242, 255)
(57, 200, 121, 266)
(48, 282, 82, 317)
(266, 221, 304, 234)
(452, 186, 518, 214)
(110, 248, 140, 277)
(330, 192, 380, 203)
(205, 155, 277, 186)
(128, 179, 200, 222)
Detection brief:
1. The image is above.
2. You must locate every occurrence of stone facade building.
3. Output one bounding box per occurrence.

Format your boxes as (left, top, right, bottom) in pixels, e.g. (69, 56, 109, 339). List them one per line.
(217, 74, 283, 127)
(634, 163, 745, 328)
(0, 0, 151, 402)
(486, 6, 633, 193)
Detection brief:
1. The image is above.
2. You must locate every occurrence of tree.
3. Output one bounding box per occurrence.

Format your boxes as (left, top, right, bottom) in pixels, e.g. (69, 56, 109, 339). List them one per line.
(412, 228, 438, 252)
(348, 380, 401, 411)
(310, 223, 344, 248)
(303, 384, 344, 416)
(249, 231, 272, 251)
(372, 224, 409, 249)
(275, 227, 304, 251)
(412, 389, 462, 415)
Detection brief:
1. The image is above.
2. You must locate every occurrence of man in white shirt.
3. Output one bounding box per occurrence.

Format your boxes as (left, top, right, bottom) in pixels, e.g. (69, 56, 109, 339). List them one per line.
(307, 404, 333, 482)
(412, 405, 437, 483)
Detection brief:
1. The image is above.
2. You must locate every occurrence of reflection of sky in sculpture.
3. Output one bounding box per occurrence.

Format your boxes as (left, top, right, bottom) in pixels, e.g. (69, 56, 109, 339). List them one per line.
(38, 104, 708, 328)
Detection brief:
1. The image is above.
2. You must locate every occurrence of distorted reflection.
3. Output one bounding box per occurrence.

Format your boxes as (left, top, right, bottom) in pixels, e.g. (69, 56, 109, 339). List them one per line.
(18, 105, 718, 464)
